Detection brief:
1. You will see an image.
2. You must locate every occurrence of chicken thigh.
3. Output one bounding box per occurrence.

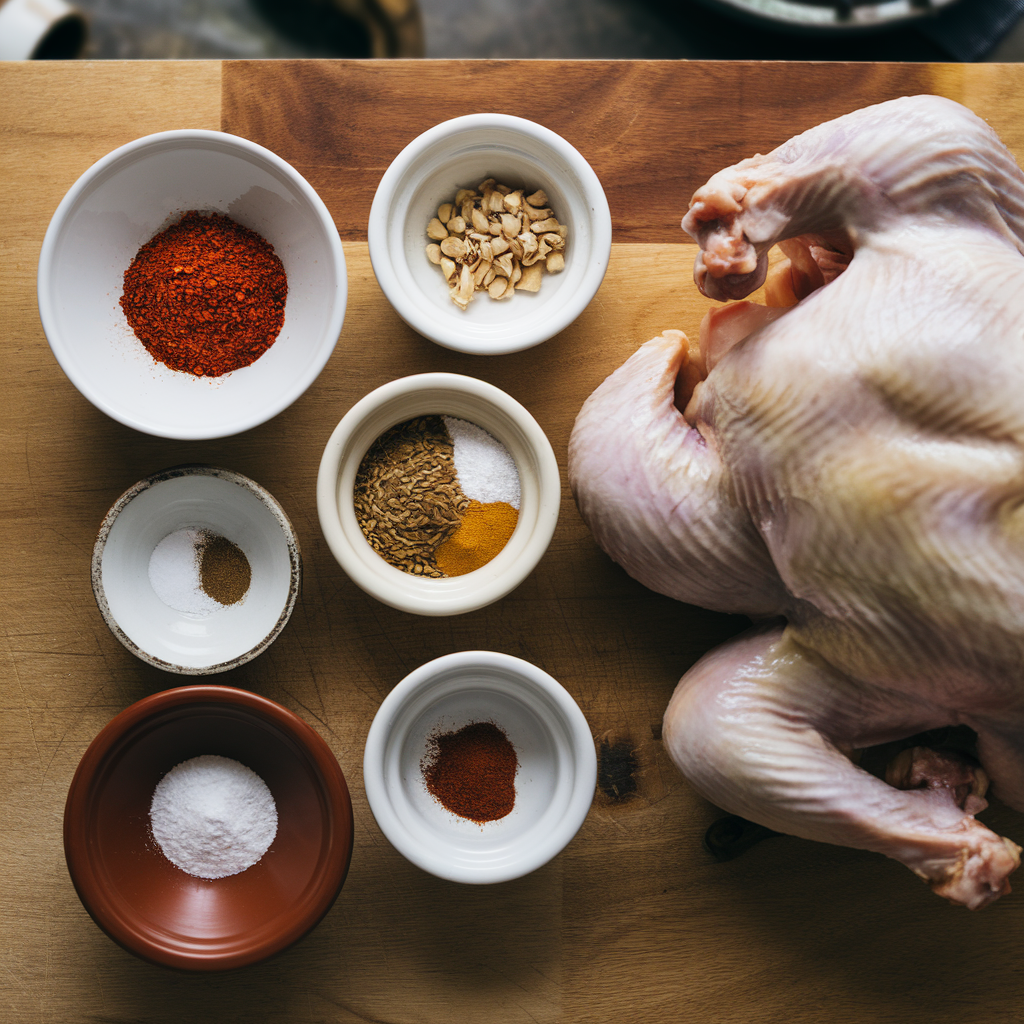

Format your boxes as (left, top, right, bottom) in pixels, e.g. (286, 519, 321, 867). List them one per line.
(568, 96, 1024, 908)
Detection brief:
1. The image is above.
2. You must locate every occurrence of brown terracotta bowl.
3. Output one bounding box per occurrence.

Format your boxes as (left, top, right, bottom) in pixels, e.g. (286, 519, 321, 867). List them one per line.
(63, 685, 353, 971)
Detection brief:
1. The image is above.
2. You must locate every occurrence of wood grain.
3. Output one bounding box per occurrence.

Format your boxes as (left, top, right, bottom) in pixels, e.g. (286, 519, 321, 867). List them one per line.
(3, 60, 1024, 1024)
(221, 60, 1024, 243)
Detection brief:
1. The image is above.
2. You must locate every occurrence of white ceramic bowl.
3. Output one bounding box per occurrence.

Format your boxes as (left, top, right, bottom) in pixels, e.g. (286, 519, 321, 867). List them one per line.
(364, 651, 596, 883)
(38, 129, 347, 440)
(368, 113, 612, 355)
(316, 373, 560, 616)
(92, 466, 301, 674)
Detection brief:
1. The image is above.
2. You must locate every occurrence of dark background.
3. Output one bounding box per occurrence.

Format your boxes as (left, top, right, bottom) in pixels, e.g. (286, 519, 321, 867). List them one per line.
(61, 0, 1024, 62)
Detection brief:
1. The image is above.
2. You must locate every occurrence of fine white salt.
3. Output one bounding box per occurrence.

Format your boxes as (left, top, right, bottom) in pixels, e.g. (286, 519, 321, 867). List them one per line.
(149, 754, 278, 880)
(443, 416, 521, 510)
(148, 528, 221, 616)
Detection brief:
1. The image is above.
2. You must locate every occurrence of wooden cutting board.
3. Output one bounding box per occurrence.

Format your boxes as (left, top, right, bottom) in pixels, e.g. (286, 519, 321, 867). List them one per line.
(3, 59, 1024, 1024)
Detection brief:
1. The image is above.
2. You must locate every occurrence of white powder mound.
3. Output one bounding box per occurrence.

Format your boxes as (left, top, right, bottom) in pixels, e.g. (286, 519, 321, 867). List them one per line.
(148, 528, 220, 616)
(443, 416, 521, 510)
(149, 754, 278, 879)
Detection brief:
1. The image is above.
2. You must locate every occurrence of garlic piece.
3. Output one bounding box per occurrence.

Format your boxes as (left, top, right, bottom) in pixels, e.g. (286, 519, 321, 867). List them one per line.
(518, 263, 543, 292)
(426, 179, 568, 308)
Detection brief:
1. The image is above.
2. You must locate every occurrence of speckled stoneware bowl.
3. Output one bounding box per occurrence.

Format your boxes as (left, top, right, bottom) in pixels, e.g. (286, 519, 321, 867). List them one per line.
(92, 466, 301, 674)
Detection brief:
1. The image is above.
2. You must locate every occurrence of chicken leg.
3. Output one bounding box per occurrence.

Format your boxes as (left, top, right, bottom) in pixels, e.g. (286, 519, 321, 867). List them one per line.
(663, 624, 1020, 909)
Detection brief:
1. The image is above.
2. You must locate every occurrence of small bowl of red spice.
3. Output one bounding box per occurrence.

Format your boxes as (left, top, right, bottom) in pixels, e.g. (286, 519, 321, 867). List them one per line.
(363, 651, 596, 884)
(38, 129, 346, 440)
(92, 465, 301, 675)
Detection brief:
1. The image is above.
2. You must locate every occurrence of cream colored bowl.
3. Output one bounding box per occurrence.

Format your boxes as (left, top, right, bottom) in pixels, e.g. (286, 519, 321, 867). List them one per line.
(316, 373, 560, 616)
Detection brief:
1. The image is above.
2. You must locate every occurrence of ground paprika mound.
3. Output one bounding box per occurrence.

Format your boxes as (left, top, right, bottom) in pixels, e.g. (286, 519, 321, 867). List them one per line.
(422, 721, 518, 823)
(120, 211, 288, 377)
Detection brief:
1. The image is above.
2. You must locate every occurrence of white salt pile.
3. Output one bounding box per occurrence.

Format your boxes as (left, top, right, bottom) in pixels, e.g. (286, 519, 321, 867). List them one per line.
(149, 754, 278, 879)
(148, 528, 220, 616)
(443, 416, 520, 509)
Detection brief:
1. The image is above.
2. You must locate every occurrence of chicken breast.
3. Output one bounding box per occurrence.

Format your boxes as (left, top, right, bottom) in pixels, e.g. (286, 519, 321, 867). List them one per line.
(568, 95, 1024, 908)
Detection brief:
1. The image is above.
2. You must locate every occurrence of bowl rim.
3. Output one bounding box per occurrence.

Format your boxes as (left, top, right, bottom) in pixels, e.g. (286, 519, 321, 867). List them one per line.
(316, 373, 561, 616)
(37, 127, 347, 440)
(363, 650, 596, 884)
(367, 112, 612, 355)
(91, 464, 302, 675)
(63, 684, 354, 972)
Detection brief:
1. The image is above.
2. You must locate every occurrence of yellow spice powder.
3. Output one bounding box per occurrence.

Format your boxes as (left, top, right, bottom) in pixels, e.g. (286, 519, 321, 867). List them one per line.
(434, 500, 518, 576)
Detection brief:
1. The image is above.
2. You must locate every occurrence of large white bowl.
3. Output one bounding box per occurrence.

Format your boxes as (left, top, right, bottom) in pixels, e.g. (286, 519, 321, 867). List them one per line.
(316, 373, 561, 616)
(363, 651, 596, 884)
(92, 466, 301, 674)
(368, 113, 612, 355)
(38, 129, 347, 440)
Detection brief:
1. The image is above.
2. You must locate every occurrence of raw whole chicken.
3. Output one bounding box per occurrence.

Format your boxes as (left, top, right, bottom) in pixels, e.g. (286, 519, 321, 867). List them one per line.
(568, 96, 1024, 908)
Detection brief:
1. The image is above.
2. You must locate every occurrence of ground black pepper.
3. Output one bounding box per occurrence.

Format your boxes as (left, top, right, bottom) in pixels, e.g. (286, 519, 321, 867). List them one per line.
(199, 534, 251, 606)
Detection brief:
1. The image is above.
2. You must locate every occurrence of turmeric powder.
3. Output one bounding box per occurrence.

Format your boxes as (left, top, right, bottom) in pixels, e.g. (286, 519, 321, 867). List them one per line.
(434, 500, 518, 576)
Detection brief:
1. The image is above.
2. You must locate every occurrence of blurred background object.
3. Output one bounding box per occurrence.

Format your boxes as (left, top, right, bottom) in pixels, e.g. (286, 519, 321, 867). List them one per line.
(0, 0, 87, 59)
(6, 0, 1024, 61)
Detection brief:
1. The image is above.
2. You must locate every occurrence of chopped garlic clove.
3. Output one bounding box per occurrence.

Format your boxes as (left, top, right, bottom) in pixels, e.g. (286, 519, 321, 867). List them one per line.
(440, 236, 467, 259)
(518, 264, 543, 291)
(471, 208, 489, 233)
(531, 217, 560, 233)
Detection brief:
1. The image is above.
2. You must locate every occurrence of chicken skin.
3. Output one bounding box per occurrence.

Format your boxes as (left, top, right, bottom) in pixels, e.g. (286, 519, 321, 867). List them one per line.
(568, 96, 1024, 907)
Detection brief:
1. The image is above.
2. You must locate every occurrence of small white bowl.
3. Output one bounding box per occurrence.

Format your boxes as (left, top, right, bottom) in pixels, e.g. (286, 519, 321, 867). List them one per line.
(38, 129, 347, 440)
(363, 651, 596, 884)
(316, 373, 560, 616)
(92, 466, 301, 674)
(368, 113, 612, 355)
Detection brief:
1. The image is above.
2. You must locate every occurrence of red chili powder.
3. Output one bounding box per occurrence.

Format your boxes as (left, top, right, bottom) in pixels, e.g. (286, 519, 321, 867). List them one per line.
(120, 210, 287, 378)
(422, 721, 518, 823)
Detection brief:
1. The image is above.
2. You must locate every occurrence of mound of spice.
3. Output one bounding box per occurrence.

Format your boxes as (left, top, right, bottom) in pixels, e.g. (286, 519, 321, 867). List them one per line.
(434, 416, 519, 576)
(422, 721, 518, 823)
(120, 211, 287, 377)
(353, 416, 466, 578)
(425, 178, 567, 309)
(150, 754, 277, 879)
(148, 528, 251, 616)
(353, 415, 520, 578)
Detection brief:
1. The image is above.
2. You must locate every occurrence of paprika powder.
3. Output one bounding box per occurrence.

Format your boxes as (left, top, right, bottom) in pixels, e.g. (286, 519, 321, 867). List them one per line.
(422, 721, 518, 823)
(120, 211, 288, 377)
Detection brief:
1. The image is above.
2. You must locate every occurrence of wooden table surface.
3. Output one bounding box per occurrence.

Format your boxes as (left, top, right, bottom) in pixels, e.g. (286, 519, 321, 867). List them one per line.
(4, 59, 1024, 1024)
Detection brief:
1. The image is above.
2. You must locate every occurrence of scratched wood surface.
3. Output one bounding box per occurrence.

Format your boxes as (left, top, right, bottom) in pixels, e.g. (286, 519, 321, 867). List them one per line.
(3, 60, 1024, 1024)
